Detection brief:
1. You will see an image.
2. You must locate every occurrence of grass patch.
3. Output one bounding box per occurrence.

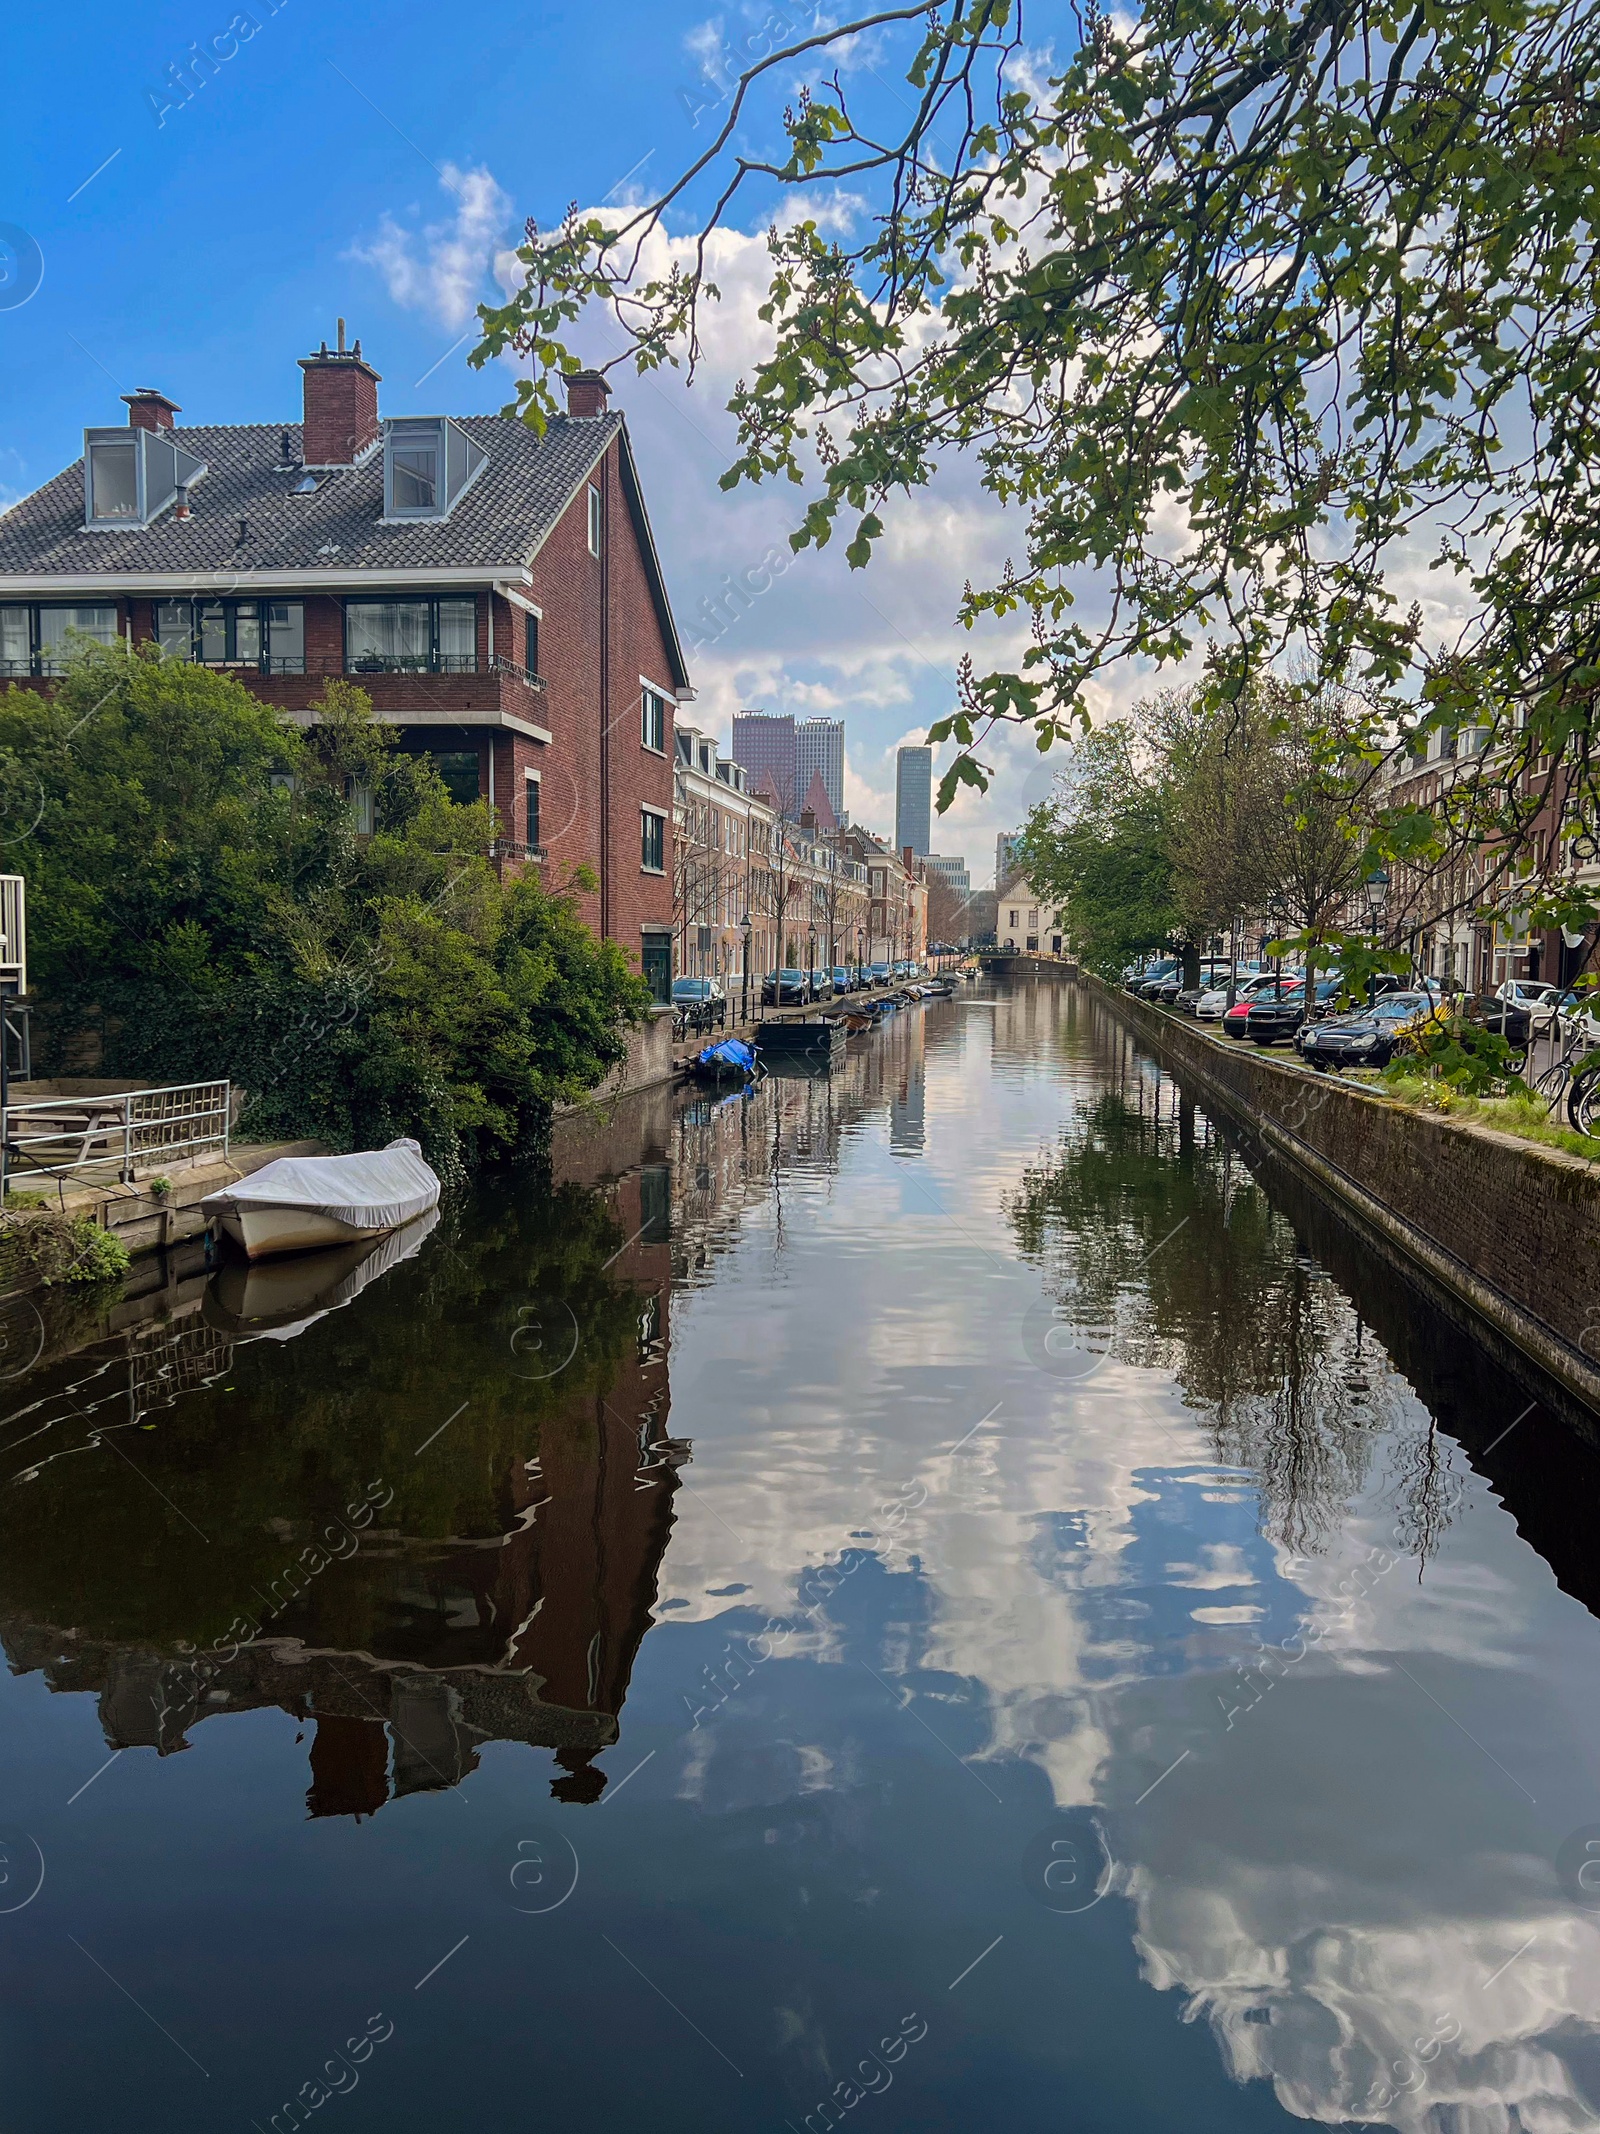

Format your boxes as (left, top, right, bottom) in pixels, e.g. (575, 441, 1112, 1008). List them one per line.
(1353, 1071, 1600, 1162)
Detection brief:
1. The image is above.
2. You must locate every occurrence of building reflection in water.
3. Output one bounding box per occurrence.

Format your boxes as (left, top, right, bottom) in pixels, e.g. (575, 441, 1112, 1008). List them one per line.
(0, 1014, 948, 1821)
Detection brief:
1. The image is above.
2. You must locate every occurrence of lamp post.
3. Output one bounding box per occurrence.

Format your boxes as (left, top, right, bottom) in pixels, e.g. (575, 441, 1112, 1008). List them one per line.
(1363, 866, 1389, 1003)
(807, 925, 818, 1004)
(857, 925, 865, 989)
(741, 911, 753, 1026)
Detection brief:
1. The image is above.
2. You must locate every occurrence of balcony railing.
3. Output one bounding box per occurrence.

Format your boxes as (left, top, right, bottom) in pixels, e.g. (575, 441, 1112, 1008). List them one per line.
(488, 840, 546, 864)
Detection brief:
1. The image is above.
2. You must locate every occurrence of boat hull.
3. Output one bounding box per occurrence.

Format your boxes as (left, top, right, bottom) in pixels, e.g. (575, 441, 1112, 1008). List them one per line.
(219, 1205, 397, 1261)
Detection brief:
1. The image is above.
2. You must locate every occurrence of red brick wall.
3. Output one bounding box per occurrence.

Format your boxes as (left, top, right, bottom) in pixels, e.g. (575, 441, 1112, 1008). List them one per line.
(527, 436, 676, 973)
(116, 432, 680, 977)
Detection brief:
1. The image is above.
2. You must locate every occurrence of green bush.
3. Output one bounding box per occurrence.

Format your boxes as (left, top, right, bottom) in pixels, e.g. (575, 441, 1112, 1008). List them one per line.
(0, 651, 652, 1173)
(1382, 1014, 1526, 1098)
(1, 1212, 131, 1287)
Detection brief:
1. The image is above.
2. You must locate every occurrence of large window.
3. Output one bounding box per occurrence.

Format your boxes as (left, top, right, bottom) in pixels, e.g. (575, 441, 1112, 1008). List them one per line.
(439, 752, 483, 807)
(82, 425, 204, 530)
(641, 686, 667, 753)
(154, 599, 304, 675)
(641, 808, 666, 873)
(524, 610, 539, 674)
(524, 772, 541, 850)
(0, 603, 119, 678)
(380, 418, 486, 521)
(344, 597, 477, 674)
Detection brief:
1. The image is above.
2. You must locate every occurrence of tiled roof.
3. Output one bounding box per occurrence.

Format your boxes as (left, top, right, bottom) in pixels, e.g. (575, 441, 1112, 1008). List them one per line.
(0, 412, 621, 579)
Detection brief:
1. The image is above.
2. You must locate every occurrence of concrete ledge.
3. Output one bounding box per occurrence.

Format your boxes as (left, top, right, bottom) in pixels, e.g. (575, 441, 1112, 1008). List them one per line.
(1088, 979, 1600, 1416)
(6, 1141, 327, 1264)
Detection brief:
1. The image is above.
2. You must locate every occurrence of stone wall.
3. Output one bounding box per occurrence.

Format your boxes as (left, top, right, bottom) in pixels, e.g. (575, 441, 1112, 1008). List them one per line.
(1088, 980, 1600, 1414)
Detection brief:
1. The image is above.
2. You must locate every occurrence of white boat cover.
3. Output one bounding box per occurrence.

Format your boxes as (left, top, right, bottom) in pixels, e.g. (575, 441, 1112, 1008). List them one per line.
(202, 1137, 441, 1231)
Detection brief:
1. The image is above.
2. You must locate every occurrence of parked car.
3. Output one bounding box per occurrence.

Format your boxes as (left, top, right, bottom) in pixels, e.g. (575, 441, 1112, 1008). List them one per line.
(1195, 972, 1273, 1021)
(1496, 978, 1562, 1034)
(671, 976, 728, 1031)
(1222, 974, 1302, 1037)
(829, 966, 858, 994)
(809, 970, 836, 1002)
(1246, 976, 1344, 1045)
(1295, 990, 1434, 1069)
(1166, 961, 1237, 1010)
(867, 962, 894, 986)
(1426, 992, 1532, 1055)
(1127, 959, 1180, 998)
(761, 968, 811, 1007)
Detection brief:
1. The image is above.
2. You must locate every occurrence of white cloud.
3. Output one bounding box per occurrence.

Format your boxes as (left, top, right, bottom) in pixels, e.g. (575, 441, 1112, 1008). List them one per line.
(348, 163, 512, 331)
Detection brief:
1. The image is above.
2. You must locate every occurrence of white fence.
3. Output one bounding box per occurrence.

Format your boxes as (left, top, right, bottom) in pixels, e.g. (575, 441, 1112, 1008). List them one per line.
(0, 876, 24, 998)
(3, 1081, 230, 1185)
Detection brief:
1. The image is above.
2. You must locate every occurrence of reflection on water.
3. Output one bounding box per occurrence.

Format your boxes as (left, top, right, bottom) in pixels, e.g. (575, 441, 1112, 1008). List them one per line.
(2, 983, 1600, 2132)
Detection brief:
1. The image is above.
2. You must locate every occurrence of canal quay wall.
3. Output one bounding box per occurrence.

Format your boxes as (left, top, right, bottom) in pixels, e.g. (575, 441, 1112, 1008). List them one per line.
(1079, 976, 1600, 1418)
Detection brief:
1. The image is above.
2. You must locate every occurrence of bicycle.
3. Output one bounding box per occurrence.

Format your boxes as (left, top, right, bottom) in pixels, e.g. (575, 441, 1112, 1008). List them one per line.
(1531, 1016, 1600, 1134)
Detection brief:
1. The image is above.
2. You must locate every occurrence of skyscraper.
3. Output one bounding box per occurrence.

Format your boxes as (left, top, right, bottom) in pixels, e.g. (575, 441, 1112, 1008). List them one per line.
(730, 711, 797, 814)
(796, 718, 845, 826)
(895, 745, 932, 857)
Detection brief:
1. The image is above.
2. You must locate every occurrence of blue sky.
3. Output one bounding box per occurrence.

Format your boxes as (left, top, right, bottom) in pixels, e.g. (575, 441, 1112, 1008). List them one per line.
(1, 0, 1083, 883)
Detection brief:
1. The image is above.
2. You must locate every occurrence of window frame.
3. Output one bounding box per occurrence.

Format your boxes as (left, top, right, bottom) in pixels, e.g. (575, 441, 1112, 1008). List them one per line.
(154, 597, 306, 675)
(342, 594, 479, 676)
(524, 768, 542, 854)
(641, 686, 668, 754)
(379, 416, 487, 523)
(640, 804, 667, 874)
(0, 601, 121, 678)
(587, 483, 602, 556)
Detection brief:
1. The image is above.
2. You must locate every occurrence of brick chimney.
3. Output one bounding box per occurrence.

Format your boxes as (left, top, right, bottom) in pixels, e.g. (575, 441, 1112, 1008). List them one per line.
(122, 388, 181, 432)
(564, 369, 611, 417)
(298, 318, 381, 467)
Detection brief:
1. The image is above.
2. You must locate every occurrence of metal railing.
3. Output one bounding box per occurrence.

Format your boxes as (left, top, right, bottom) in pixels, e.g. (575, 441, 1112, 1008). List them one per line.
(3, 1080, 231, 1186)
(487, 840, 547, 864)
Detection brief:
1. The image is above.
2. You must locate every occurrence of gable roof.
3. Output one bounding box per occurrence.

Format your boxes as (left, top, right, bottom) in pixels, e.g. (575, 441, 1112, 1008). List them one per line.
(0, 409, 690, 687)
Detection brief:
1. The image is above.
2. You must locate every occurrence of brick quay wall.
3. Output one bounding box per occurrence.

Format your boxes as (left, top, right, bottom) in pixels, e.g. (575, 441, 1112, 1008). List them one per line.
(1076, 976, 1600, 1419)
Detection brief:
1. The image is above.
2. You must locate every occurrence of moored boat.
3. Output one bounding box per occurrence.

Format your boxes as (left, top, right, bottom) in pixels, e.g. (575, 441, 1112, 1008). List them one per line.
(202, 1138, 441, 1261)
(691, 1038, 759, 1084)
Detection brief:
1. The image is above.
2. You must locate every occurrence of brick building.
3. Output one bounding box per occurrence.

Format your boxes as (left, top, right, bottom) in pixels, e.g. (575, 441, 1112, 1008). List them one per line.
(0, 330, 691, 999)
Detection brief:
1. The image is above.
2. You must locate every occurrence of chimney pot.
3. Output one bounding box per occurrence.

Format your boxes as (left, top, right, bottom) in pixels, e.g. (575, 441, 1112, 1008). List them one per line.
(122, 388, 181, 432)
(298, 332, 382, 467)
(563, 369, 611, 418)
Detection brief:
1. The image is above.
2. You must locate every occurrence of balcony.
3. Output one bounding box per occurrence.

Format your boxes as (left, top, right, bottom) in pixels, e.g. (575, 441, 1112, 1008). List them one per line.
(255, 655, 551, 742)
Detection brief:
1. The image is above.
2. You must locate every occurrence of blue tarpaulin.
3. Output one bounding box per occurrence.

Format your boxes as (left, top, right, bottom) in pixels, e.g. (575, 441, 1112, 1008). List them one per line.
(697, 1039, 756, 1074)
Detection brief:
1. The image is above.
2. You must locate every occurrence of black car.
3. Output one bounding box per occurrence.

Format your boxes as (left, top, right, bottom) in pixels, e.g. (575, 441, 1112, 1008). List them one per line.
(1245, 976, 1345, 1044)
(761, 968, 811, 1007)
(1295, 991, 1434, 1069)
(1128, 962, 1180, 998)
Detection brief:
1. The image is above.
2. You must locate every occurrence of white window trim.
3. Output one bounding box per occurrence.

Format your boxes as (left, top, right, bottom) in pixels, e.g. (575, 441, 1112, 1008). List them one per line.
(587, 484, 602, 556)
(641, 685, 669, 757)
(641, 802, 668, 875)
(502, 589, 543, 618)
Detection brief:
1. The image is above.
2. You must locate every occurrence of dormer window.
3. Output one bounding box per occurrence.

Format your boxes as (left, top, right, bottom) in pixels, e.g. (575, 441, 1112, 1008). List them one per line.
(83, 427, 205, 531)
(381, 417, 485, 521)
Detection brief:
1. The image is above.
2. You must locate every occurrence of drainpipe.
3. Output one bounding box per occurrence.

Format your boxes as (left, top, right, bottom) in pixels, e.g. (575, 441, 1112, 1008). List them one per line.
(599, 458, 612, 939)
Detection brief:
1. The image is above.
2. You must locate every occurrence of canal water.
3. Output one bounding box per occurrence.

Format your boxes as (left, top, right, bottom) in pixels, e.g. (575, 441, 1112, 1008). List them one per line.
(3, 981, 1600, 2132)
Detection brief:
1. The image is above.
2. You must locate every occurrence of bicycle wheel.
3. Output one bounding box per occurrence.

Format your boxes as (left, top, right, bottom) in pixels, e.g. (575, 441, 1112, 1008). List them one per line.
(1568, 1066, 1600, 1138)
(1533, 1060, 1570, 1105)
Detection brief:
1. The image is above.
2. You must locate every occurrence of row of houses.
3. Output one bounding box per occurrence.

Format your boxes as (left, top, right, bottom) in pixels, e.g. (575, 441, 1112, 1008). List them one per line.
(673, 722, 928, 982)
(0, 325, 926, 1007)
(1382, 723, 1598, 995)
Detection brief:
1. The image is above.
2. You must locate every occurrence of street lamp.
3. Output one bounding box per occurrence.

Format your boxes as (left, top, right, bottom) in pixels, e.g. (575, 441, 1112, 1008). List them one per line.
(807, 925, 818, 1003)
(856, 925, 865, 989)
(1363, 867, 1390, 1001)
(740, 911, 753, 1026)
